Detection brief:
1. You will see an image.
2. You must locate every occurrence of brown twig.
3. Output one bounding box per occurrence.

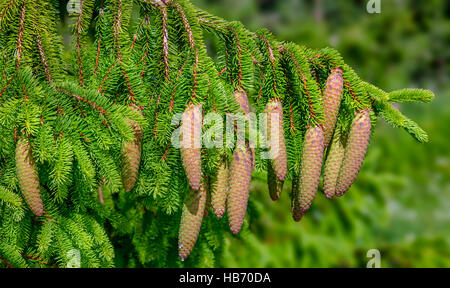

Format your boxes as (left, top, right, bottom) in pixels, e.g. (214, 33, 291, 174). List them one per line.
(171, 1, 195, 50)
(0, 0, 15, 31)
(98, 60, 118, 94)
(191, 49, 199, 101)
(56, 88, 107, 115)
(160, 6, 170, 81)
(35, 31, 52, 83)
(229, 26, 243, 87)
(279, 46, 316, 119)
(255, 34, 278, 94)
(16, 1, 27, 68)
(75, 0, 86, 86)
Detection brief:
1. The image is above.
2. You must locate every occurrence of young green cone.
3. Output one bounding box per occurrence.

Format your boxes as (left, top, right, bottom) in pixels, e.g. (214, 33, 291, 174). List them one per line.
(323, 68, 344, 147)
(336, 109, 372, 197)
(211, 160, 229, 218)
(323, 130, 346, 199)
(227, 147, 253, 234)
(178, 179, 208, 261)
(180, 104, 202, 191)
(292, 126, 324, 221)
(15, 138, 44, 216)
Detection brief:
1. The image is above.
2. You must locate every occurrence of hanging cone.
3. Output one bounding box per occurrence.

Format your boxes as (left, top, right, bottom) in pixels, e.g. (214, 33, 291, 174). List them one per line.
(268, 162, 283, 201)
(211, 160, 228, 218)
(121, 120, 142, 192)
(178, 179, 207, 261)
(323, 129, 346, 199)
(265, 99, 287, 181)
(15, 138, 44, 216)
(233, 89, 250, 114)
(233, 89, 250, 149)
(227, 147, 253, 234)
(336, 109, 372, 197)
(292, 126, 324, 221)
(180, 104, 202, 190)
(323, 68, 344, 147)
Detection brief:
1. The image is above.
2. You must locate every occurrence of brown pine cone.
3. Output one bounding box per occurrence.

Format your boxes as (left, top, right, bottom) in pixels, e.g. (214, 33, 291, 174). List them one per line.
(178, 179, 208, 261)
(15, 138, 44, 216)
(211, 160, 229, 218)
(323, 68, 344, 147)
(121, 121, 143, 192)
(180, 104, 202, 190)
(292, 126, 324, 221)
(227, 147, 253, 234)
(323, 129, 345, 199)
(336, 109, 372, 197)
(265, 99, 287, 181)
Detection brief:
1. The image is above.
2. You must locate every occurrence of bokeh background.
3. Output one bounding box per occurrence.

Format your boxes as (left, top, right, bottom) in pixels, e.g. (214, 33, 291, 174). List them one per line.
(191, 0, 449, 268)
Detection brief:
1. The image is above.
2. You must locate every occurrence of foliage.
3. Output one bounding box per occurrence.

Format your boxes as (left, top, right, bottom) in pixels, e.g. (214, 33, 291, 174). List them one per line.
(0, 0, 439, 267)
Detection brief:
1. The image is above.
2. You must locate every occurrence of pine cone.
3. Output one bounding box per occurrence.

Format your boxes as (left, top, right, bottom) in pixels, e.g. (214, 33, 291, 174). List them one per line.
(178, 179, 207, 261)
(227, 147, 253, 234)
(15, 138, 43, 216)
(323, 130, 345, 199)
(265, 99, 287, 181)
(268, 162, 283, 201)
(233, 89, 250, 114)
(292, 126, 324, 221)
(121, 121, 142, 192)
(233, 89, 250, 148)
(211, 160, 228, 218)
(180, 104, 202, 190)
(323, 68, 344, 147)
(336, 109, 372, 197)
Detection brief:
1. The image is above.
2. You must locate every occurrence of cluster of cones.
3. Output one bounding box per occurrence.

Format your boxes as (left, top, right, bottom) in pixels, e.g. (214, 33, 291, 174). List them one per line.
(178, 91, 256, 260)
(177, 68, 373, 260)
(13, 69, 371, 262)
(291, 68, 372, 221)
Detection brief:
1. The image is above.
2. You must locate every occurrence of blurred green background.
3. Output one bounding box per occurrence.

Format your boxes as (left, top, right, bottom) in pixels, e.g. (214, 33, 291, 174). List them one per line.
(192, 0, 450, 268)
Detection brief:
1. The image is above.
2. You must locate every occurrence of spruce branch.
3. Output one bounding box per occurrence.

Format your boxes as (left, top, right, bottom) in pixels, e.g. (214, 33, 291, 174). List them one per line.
(0, 0, 435, 267)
